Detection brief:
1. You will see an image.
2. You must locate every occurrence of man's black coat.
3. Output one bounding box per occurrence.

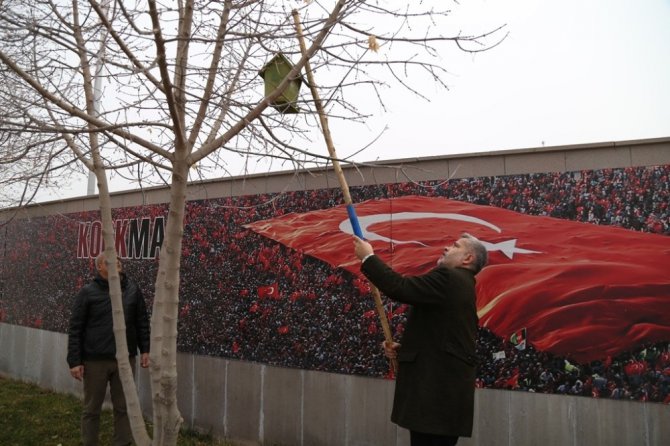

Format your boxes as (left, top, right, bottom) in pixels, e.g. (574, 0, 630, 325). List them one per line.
(67, 273, 150, 368)
(361, 255, 478, 437)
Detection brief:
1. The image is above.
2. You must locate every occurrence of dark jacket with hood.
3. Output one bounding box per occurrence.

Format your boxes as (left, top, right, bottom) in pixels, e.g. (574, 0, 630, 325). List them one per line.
(361, 255, 479, 438)
(67, 273, 150, 368)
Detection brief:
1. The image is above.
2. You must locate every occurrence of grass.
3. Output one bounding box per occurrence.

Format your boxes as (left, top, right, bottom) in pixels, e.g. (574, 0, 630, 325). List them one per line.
(0, 376, 233, 446)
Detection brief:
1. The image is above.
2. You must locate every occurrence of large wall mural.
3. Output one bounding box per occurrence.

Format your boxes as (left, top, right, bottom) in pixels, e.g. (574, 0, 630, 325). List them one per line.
(1, 166, 669, 403)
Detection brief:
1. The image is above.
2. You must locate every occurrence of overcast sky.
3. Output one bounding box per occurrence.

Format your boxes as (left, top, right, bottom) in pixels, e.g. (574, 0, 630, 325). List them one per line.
(35, 0, 670, 201)
(337, 0, 670, 161)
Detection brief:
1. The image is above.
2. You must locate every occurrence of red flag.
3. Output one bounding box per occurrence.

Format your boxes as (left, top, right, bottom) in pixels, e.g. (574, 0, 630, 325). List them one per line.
(257, 283, 280, 299)
(363, 309, 376, 319)
(505, 368, 520, 389)
(246, 195, 670, 363)
(289, 291, 301, 302)
(394, 304, 408, 315)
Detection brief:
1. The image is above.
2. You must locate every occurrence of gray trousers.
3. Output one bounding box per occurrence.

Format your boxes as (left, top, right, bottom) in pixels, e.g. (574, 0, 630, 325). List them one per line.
(82, 358, 135, 446)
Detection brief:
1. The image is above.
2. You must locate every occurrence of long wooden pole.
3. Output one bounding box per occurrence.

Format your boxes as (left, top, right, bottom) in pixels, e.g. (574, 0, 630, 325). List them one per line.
(292, 10, 397, 372)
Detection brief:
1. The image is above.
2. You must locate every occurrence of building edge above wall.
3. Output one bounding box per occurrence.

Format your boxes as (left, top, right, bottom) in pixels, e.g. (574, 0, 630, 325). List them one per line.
(2, 136, 669, 219)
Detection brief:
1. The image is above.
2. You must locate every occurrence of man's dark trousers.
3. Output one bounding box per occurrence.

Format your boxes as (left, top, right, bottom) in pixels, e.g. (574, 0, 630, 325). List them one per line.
(82, 358, 135, 446)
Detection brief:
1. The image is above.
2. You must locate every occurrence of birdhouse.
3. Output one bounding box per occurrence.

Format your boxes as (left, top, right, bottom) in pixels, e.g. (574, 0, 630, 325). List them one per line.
(259, 53, 303, 114)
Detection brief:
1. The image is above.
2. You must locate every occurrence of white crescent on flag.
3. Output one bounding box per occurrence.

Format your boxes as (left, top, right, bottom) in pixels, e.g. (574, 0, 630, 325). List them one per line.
(339, 211, 541, 259)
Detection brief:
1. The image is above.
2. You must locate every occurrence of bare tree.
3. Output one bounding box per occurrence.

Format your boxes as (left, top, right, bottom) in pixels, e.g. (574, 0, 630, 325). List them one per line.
(0, 62, 82, 211)
(0, 0, 506, 443)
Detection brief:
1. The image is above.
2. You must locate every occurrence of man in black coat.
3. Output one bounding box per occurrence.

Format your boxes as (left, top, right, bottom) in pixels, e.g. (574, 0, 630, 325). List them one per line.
(353, 233, 488, 446)
(67, 254, 150, 446)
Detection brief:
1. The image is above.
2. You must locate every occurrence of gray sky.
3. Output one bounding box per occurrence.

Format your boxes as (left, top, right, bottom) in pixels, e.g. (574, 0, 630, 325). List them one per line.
(36, 0, 670, 201)
(338, 0, 670, 161)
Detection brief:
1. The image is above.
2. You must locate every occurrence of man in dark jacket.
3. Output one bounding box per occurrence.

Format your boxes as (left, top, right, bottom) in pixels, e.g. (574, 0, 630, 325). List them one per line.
(353, 233, 488, 446)
(67, 254, 150, 446)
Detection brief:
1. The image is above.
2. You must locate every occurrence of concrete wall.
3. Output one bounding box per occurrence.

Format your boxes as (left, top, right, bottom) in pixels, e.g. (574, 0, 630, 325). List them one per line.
(2, 323, 669, 446)
(2, 138, 670, 445)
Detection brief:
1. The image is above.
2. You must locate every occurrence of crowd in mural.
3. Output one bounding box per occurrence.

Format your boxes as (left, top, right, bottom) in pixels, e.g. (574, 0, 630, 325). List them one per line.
(1, 165, 669, 403)
(476, 328, 670, 403)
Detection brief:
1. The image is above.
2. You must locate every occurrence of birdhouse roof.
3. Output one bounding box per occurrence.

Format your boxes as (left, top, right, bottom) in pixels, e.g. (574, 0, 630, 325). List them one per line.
(258, 52, 305, 83)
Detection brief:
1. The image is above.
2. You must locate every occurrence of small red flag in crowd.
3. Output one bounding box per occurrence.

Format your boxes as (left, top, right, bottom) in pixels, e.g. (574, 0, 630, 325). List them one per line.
(505, 368, 520, 389)
(257, 283, 280, 299)
(363, 310, 376, 319)
(289, 291, 301, 302)
(246, 195, 670, 363)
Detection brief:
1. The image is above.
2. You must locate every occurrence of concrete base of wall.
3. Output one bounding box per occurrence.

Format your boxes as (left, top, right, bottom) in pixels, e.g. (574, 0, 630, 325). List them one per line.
(2, 323, 668, 446)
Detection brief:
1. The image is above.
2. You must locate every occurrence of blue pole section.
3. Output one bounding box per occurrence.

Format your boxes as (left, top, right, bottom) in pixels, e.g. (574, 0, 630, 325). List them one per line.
(346, 204, 364, 238)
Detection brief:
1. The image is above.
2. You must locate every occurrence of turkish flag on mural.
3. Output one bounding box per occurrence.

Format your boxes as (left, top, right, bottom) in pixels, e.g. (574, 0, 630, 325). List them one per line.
(245, 195, 670, 364)
(257, 283, 280, 299)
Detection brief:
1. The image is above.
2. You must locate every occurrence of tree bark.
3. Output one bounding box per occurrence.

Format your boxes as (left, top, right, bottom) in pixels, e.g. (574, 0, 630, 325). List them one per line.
(150, 159, 189, 444)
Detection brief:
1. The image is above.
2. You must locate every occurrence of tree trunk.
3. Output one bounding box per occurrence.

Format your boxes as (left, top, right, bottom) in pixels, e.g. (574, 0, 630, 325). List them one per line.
(94, 168, 152, 446)
(150, 160, 188, 445)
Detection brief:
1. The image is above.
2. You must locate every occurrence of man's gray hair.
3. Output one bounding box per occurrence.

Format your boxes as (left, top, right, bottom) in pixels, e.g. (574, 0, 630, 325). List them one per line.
(95, 253, 106, 270)
(461, 233, 488, 274)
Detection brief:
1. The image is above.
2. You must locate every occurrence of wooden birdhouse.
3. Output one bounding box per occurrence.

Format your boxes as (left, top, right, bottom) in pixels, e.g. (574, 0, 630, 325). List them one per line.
(259, 53, 303, 114)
